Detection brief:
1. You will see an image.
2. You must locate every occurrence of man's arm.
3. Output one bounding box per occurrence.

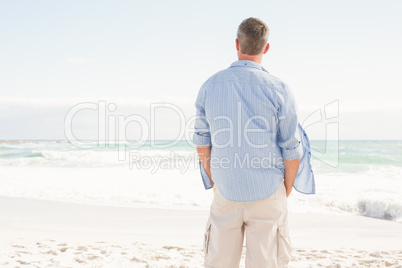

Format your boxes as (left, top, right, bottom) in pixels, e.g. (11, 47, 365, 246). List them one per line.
(284, 158, 300, 197)
(192, 80, 214, 189)
(277, 83, 303, 197)
(196, 145, 214, 187)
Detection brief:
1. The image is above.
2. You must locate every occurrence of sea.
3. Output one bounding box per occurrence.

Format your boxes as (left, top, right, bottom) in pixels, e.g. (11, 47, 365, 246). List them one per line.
(0, 140, 401, 222)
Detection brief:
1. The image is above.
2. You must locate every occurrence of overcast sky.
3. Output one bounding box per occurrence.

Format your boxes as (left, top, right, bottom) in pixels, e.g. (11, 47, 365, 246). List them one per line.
(1, 0, 401, 140)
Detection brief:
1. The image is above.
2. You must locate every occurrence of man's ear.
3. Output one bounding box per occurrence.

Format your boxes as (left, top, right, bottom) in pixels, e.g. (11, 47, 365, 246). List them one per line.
(263, 43, 270, 54)
(235, 39, 240, 51)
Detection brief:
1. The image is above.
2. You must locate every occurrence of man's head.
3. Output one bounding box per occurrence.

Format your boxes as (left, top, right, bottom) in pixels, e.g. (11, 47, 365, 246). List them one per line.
(236, 17, 270, 63)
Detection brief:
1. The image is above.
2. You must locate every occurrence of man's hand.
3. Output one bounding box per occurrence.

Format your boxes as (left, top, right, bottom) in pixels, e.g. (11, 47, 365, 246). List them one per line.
(284, 158, 300, 198)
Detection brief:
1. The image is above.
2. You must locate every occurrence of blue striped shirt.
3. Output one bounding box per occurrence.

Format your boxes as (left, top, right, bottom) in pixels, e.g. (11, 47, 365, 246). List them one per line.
(192, 59, 315, 202)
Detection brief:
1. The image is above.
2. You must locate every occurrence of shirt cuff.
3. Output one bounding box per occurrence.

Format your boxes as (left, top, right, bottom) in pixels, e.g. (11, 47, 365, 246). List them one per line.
(192, 133, 212, 147)
(281, 141, 303, 160)
(199, 160, 213, 190)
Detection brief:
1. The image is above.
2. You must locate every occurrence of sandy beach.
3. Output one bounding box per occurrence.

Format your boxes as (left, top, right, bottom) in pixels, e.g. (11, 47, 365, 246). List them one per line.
(1, 195, 401, 267)
(2, 0, 402, 266)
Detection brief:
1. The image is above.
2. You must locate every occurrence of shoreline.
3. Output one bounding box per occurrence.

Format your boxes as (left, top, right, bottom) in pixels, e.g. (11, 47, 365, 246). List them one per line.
(1, 195, 401, 267)
(1, 195, 402, 249)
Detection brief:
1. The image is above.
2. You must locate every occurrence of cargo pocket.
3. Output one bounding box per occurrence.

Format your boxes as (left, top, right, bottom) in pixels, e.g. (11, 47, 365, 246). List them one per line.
(204, 223, 212, 254)
(277, 226, 292, 265)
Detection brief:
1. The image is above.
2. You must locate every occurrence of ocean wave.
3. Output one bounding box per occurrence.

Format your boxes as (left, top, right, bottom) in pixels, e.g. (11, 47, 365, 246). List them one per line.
(0, 165, 401, 222)
(0, 148, 198, 168)
(27, 152, 44, 158)
(1, 141, 401, 222)
(357, 199, 402, 221)
(316, 198, 402, 222)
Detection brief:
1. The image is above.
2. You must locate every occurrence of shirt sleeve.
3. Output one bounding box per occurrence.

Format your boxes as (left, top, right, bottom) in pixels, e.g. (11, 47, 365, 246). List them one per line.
(192, 82, 212, 147)
(199, 160, 213, 190)
(192, 81, 213, 190)
(277, 83, 303, 160)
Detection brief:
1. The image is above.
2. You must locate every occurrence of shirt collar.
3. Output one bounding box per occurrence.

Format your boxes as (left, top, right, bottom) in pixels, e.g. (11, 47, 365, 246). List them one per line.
(229, 60, 269, 73)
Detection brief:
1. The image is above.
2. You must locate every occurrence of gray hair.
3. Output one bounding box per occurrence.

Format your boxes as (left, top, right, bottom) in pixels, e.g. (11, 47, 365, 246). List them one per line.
(237, 17, 269, 55)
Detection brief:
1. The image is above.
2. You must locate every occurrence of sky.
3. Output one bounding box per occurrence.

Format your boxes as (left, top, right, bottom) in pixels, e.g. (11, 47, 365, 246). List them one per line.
(1, 0, 401, 140)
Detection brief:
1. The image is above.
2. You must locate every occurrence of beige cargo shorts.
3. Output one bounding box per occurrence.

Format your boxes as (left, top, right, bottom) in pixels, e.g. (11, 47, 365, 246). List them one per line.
(203, 180, 292, 268)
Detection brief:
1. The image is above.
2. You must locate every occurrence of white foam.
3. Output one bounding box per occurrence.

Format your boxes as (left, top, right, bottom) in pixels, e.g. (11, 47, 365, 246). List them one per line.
(1, 143, 401, 222)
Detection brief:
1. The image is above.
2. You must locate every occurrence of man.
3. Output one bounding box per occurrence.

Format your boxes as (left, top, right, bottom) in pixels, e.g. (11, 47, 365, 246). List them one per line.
(193, 17, 315, 267)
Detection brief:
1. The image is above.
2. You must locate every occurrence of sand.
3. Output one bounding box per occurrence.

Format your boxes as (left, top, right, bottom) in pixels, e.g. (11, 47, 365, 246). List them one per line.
(0, 195, 401, 267)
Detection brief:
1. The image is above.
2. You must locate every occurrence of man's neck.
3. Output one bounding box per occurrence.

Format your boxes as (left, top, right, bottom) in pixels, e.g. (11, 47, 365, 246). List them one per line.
(237, 54, 263, 64)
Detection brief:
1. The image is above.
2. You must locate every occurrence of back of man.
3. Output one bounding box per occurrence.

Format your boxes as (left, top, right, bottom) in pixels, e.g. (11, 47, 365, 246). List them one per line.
(193, 17, 302, 268)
